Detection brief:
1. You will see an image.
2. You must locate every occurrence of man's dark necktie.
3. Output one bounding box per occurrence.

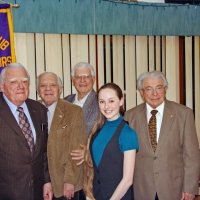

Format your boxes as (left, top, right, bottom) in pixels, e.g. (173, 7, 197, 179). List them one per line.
(17, 107, 34, 152)
(148, 110, 158, 152)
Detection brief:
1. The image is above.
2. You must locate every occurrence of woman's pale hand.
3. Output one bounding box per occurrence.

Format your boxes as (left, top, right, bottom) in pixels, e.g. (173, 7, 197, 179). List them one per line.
(70, 144, 86, 166)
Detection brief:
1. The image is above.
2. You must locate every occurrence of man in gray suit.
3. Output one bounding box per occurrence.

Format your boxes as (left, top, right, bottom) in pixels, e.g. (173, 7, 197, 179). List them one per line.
(64, 62, 99, 136)
(124, 71, 200, 200)
(65, 62, 99, 200)
(0, 63, 52, 200)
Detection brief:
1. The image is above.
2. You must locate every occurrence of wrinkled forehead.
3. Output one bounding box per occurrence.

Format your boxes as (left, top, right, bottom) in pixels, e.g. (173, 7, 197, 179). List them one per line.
(75, 67, 92, 75)
(40, 74, 58, 83)
(4, 67, 29, 80)
(142, 77, 164, 87)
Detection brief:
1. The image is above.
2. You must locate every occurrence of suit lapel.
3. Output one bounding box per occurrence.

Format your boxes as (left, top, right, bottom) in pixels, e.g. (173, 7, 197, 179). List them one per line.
(49, 99, 64, 134)
(26, 100, 43, 153)
(0, 94, 25, 137)
(67, 94, 75, 103)
(156, 100, 175, 154)
(83, 90, 96, 119)
(138, 104, 154, 152)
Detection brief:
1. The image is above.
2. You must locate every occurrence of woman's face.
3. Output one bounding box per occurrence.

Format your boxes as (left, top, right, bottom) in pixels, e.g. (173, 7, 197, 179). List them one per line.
(98, 88, 124, 121)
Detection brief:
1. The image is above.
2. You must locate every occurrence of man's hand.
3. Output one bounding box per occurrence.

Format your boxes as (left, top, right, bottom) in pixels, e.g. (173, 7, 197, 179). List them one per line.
(43, 182, 53, 200)
(70, 144, 86, 166)
(64, 183, 75, 199)
(181, 192, 195, 200)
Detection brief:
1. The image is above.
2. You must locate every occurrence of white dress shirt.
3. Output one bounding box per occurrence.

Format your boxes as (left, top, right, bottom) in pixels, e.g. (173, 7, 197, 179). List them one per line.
(73, 91, 91, 107)
(3, 94, 37, 143)
(46, 101, 57, 131)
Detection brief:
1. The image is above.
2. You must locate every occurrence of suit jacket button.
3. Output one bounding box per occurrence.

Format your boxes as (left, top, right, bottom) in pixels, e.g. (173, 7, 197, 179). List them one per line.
(97, 180, 101, 184)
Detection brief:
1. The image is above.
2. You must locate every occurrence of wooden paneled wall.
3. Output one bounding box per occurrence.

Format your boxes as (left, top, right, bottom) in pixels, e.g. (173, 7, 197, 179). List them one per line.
(14, 33, 200, 144)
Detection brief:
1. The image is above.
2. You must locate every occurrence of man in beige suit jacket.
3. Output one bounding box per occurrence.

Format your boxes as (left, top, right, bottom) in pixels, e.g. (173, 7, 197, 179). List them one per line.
(125, 71, 200, 200)
(37, 72, 86, 200)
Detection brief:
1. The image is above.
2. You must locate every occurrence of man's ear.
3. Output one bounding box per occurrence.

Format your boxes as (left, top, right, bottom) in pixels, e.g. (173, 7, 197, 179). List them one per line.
(0, 84, 4, 92)
(71, 77, 75, 86)
(59, 86, 63, 96)
(139, 89, 144, 98)
(92, 76, 96, 84)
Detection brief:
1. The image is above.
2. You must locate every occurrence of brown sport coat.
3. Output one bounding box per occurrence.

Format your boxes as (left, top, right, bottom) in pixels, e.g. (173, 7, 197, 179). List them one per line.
(47, 99, 86, 198)
(125, 100, 200, 200)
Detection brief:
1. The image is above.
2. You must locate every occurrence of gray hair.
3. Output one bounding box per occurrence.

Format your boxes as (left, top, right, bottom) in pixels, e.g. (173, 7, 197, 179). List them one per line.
(71, 62, 96, 77)
(0, 63, 30, 84)
(137, 71, 168, 90)
(37, 72, 63, 93)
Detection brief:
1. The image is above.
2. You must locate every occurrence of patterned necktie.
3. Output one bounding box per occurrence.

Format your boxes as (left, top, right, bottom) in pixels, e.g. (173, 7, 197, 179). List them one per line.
(148, 110, 158, 152)
(17, 107, 34, 152)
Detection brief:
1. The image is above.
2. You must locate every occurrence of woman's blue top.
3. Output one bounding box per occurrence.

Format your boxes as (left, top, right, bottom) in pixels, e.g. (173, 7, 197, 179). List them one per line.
(92, 116, 139, 167)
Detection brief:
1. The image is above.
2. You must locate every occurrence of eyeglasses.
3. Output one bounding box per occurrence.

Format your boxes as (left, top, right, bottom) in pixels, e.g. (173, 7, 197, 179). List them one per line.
(143, 85, 165, 94)
(74, 75, 92, 81)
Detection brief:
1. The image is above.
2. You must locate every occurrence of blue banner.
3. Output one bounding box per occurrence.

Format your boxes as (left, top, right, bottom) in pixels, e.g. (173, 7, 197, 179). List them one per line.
(0, 3, 16, 71)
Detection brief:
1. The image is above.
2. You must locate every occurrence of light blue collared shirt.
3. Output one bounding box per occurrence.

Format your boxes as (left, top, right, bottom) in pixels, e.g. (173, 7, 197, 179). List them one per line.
(3, 94, 36, 143)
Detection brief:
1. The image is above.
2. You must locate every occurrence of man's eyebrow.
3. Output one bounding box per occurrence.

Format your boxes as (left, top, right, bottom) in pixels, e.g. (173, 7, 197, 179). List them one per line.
(8, 77, 29, 81)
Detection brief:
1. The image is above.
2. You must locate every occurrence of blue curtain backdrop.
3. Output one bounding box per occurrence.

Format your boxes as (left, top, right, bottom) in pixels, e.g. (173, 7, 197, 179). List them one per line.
(10, 0, 200, 35)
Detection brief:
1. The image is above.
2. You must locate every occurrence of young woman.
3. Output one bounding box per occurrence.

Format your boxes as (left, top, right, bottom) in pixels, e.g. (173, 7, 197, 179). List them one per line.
(84, 83, 139, 200)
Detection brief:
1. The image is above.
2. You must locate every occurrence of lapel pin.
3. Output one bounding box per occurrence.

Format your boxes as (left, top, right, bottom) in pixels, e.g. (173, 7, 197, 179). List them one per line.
(62, 124, 67, 129)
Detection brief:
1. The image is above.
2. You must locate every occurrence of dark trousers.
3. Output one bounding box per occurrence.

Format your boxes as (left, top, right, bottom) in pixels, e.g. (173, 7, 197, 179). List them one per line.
(53, 190, 86, 200)
(155, 193, 159, 200)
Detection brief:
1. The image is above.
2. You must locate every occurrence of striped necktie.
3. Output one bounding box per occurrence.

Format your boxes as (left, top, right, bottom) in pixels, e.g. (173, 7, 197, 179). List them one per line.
(17, 107, 34, 152)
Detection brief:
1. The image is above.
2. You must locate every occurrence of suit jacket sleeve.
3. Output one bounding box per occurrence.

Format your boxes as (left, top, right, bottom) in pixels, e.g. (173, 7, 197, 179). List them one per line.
(182, 108, 200, 194)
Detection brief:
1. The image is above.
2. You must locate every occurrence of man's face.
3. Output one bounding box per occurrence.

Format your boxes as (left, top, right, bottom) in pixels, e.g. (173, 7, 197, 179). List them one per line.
(38, 74, 61, 107)
(140, 77, 167, 109)
(1, 67, 29, 106)
(72, 67, 95, 99)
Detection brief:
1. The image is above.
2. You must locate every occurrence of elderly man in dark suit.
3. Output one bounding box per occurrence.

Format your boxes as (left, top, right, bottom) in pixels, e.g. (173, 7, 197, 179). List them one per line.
(37, 72, 86, 200)
(64, 62, 99, 136)
(0, 63, 52, 200)
(124, 71, 200, 200)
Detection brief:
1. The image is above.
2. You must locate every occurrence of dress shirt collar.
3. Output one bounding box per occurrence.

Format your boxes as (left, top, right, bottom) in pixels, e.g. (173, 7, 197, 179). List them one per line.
(47, 101, 57, 114)
(45, 101, 57, 131)
(146, 101, 165, 141)
(3, 94, 37, 142)
(3, 94, 26, 113)
(73, 90, 91, 107)
(146, 101, 165, 117)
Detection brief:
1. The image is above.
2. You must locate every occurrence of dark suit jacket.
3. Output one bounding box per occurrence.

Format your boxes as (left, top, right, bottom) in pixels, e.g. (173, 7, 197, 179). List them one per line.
(125, 100, 200, 200)
(0, 93, 50, 200)
(64, 89, 99, 135)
